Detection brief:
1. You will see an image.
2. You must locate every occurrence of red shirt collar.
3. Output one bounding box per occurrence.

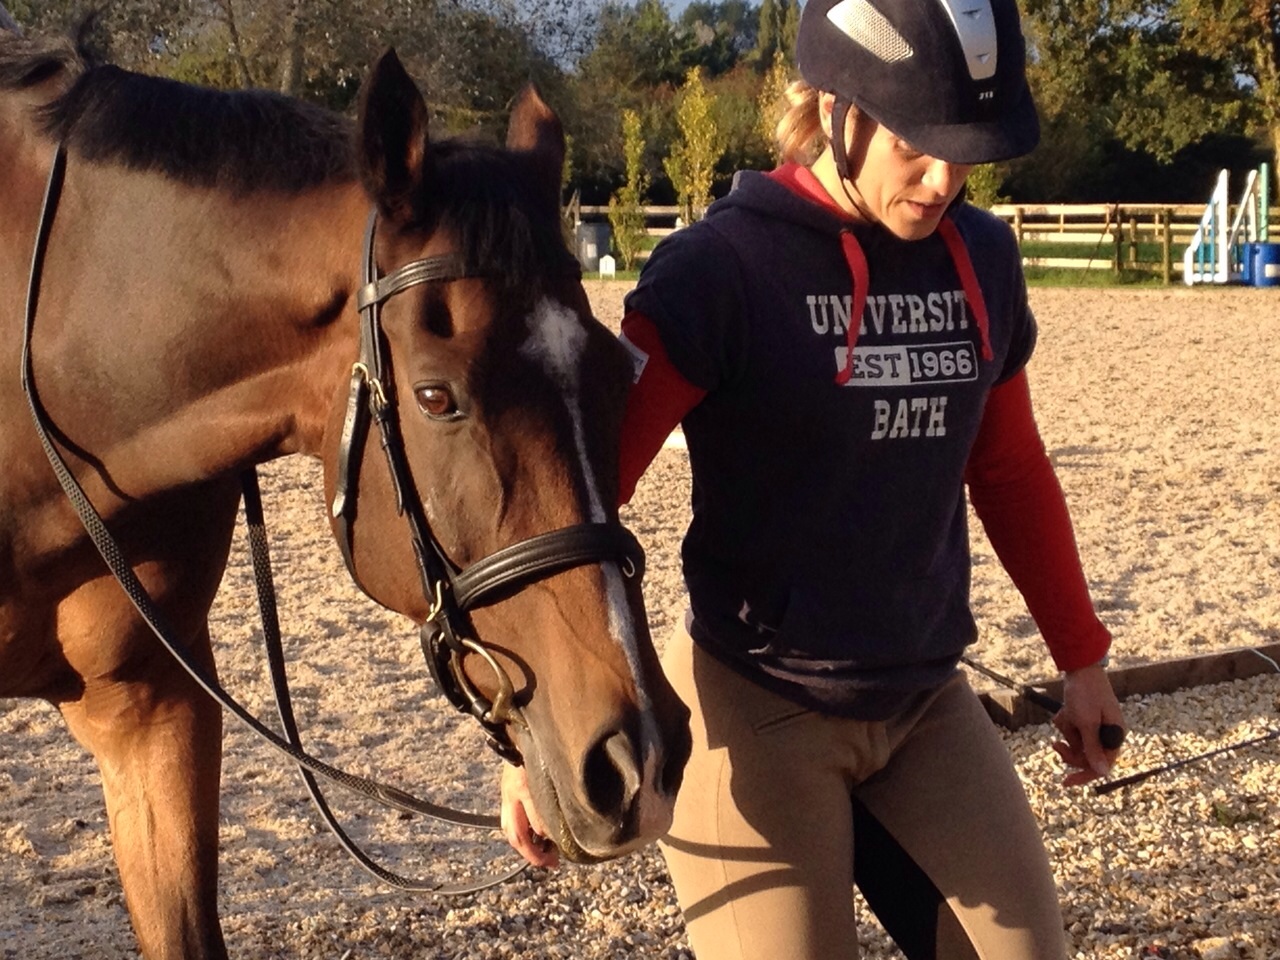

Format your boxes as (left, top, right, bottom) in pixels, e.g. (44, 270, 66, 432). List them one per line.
(766, 163, 857, 221)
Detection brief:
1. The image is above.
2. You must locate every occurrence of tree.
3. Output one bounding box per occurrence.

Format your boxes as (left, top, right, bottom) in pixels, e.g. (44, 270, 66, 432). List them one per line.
(679, 0, 757, 77)
(1162, 1, 1279, 187)
(965, 165, 1010, 209)
(753, 0, 779, 68)
(778, 0, 800, 65)
(567, 0, 688, 200)
(752, 0, 798, 70)
(608, 109, 651, 270)
(709, 63, 774, 181)
(757, 48, 791, 163)
(1021, 0, 1275, 188)
(665, 66, 725, 221)
(579, 0, 688, 90)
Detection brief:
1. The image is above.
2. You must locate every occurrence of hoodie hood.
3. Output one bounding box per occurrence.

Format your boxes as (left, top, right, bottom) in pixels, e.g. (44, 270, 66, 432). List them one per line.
(706, 166, 992, 379)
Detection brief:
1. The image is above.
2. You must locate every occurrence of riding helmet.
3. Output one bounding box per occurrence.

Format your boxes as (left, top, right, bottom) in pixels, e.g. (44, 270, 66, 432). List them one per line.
(796, 0, 1040, 165)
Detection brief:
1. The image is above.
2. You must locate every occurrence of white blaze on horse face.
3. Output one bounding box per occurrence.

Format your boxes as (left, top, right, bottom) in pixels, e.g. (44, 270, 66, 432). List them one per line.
(519, 299, 653, 708)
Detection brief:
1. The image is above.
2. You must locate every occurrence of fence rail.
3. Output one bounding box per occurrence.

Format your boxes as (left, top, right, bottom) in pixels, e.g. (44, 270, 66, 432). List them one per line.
(571, 201, 1280, 282)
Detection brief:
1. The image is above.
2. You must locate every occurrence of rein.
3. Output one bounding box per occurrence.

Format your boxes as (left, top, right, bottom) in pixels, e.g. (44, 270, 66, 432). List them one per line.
(19, 145, 639, 894)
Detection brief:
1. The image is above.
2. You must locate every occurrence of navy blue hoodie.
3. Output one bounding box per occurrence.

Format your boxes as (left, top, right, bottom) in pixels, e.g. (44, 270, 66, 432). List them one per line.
(626, 170, 1035, 719)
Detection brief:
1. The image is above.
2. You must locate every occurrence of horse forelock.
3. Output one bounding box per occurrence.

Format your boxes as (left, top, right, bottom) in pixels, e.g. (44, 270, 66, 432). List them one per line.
(420, 140, 570, 295)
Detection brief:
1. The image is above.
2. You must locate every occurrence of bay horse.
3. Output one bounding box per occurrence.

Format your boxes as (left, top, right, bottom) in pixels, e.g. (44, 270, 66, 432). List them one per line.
(0, 30, 690, 960)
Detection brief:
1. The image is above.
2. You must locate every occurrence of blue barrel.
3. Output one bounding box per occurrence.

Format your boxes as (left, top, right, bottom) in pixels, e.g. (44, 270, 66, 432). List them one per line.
(1240, 242, 1257, 284)
(1254, 242, 1280, 287)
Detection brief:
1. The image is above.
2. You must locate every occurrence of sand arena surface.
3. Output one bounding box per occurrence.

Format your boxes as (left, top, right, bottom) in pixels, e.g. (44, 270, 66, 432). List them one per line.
(2, 284, 1278, 959)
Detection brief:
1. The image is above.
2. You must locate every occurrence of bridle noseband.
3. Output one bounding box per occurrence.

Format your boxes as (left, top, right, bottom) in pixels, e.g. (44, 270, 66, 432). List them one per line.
(331, 211, 645, 763)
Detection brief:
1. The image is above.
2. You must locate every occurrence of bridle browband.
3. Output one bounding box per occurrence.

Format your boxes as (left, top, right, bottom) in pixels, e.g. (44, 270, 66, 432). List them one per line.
(331, 210, 645, 763)
(21, 144, 644, 893)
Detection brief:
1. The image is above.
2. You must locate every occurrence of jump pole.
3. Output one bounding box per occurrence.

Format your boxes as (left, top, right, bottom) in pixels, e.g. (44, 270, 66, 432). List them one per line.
(1183, 169, 1231, 285)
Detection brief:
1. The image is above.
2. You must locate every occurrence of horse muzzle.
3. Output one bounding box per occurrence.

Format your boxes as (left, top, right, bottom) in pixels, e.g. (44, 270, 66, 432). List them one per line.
(516, 703, 691, 863)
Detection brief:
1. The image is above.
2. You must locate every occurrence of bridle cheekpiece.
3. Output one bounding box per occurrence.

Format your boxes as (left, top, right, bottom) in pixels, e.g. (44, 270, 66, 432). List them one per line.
(331, 211, 645, 763)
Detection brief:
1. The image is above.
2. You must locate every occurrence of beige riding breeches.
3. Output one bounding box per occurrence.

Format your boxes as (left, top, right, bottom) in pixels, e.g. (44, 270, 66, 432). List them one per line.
(658, 618, 1068, 960)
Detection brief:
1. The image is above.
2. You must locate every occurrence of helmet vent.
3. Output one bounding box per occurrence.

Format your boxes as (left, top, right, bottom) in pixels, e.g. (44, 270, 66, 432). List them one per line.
(934, 0, 999, 81)
(825, 0, 914, 64)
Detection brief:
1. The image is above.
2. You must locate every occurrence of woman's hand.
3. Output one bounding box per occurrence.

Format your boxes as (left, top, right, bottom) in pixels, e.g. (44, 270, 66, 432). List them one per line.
(499, 761, 561, 868)
(1052, 661, 1125, 787)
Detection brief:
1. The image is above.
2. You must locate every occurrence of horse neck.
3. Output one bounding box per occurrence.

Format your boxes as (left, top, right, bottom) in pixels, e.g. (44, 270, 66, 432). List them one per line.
(34, 164, 368, 490)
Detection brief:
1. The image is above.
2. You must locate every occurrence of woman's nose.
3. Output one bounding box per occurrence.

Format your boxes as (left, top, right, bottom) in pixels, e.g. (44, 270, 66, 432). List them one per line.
(923, 159, 974, 199)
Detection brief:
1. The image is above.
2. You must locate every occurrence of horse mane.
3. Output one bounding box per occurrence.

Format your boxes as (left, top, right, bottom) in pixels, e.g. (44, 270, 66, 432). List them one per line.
(0, 31, 86, 89)
(0, 31, 353, 193)
(0, 32, 568, 283)
(44, 68, 356, 194)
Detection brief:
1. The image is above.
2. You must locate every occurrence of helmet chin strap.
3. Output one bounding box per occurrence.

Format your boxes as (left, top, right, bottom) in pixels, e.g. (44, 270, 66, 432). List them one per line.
(831, 96, 855, 180)
(830, 96, 872, 220)
(829, 97, 970, 224)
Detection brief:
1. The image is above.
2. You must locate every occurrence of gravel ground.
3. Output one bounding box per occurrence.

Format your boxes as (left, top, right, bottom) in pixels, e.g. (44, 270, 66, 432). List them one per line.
(2, 283, 1279, 959)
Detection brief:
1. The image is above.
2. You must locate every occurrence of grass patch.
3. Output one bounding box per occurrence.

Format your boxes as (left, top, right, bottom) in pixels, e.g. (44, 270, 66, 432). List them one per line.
(1211, 801, 1265, 828)
(1024, 266, 1167, 287)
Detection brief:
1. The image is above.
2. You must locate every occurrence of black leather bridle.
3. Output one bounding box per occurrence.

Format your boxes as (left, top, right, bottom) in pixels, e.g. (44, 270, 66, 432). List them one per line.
(21, 144, 645, 892)
(330, 210, 646, 763)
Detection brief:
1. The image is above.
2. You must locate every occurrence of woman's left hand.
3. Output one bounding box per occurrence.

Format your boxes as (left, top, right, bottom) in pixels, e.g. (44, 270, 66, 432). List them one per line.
(1052, 661, 1125, 786)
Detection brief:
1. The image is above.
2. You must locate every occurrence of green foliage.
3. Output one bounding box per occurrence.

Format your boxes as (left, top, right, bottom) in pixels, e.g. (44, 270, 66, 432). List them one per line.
(608, 110, 651, 271)
(1211, 801, 1264, 828)
(14, 0, 1272, 205)
(752, 0, 798, 70)
(664, 67, 725, 221)
(965, 164, 1010, 209)
(1020, 0, 1275, 168)
(703, 64, 774, 182)
(679, 1, 758, 77)
(757, 49, 791, 164)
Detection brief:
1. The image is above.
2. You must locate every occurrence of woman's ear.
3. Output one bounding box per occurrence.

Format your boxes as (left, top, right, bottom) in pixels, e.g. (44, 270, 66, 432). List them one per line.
(818, 91, 837, 140)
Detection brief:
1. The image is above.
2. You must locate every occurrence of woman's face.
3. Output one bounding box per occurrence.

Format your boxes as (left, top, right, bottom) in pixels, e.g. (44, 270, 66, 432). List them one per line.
(818, 93, 974, 241)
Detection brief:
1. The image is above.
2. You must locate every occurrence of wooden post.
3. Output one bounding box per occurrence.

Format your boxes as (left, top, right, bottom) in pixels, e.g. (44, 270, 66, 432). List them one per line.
(1113, 206, 1123, 274)
(1014, 207, 1024, 246)
(1162, 208, 1173, 285)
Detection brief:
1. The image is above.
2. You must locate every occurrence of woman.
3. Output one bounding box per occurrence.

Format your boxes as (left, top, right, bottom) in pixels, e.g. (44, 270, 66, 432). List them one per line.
(502, 0, 1125, 956)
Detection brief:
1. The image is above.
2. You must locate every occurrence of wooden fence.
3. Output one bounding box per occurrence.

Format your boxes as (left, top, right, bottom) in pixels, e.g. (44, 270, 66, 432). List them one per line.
(570, 200, 1280, 282)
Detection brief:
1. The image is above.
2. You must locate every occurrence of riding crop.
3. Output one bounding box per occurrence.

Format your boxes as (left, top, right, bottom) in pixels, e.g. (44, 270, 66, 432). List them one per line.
(1092, 726, 1280, 796)
(963, 655, 1280, 796)
(960, 656, 1126, 750)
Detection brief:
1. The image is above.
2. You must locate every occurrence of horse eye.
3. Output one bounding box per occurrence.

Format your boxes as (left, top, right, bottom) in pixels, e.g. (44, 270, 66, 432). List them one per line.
(415, 384, 460, 420)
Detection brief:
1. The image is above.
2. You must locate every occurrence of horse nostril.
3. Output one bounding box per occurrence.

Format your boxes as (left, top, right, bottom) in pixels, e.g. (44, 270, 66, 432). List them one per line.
(583, 729, 642, 819)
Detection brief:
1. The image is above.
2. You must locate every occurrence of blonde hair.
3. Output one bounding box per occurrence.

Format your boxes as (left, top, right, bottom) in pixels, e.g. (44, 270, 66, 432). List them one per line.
(775, 80, 826, 166)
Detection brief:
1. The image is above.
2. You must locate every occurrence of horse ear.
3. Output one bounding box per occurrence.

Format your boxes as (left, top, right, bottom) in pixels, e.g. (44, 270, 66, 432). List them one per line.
(506, 84, 565, 211)
(357, 48, 429, 223)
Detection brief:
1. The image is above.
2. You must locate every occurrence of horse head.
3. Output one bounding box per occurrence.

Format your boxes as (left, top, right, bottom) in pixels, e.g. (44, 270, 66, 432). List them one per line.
(322, 50, 690, 863)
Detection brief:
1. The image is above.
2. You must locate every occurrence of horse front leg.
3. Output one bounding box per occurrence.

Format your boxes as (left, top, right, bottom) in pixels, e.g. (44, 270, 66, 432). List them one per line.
(57, 624, 227, 960)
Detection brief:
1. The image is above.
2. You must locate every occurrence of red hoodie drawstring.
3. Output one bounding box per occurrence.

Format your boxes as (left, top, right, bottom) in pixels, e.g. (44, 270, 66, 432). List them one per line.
(834, 230, 871, 386)
(834, 216, 995, 385)
(937, 217, 994, 362)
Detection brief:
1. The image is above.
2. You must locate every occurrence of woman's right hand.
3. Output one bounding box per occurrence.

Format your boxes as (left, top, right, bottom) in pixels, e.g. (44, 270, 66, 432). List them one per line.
(499, 761, 561, 868)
